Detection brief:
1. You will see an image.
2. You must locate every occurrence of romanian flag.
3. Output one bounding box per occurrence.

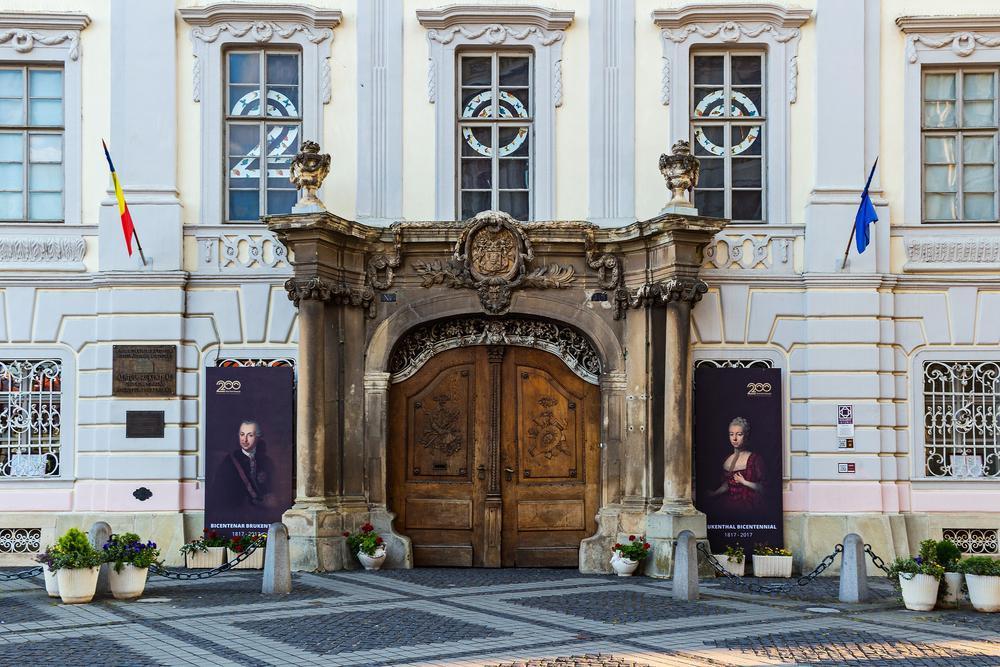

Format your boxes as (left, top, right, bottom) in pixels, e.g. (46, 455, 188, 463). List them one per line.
(102, 140, 142, 261)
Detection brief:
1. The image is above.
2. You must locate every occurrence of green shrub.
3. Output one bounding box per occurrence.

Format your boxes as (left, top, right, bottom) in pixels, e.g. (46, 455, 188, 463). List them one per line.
(344, 523, 384, 557)
(753, 544, 792, 557)
(724, 545, 745, 564)
(179, 529, 228, 555)
(887, 556, 945, 581)
(935, 539, 962, 571)
(612, 535, 651, 561)
(956, 556, 1000, 577)
(51, 528, 102, 571)
(102, 532, 161, 573)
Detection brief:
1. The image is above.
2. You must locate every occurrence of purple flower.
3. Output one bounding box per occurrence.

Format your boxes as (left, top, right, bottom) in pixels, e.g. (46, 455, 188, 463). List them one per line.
(915, 556, 923, 565)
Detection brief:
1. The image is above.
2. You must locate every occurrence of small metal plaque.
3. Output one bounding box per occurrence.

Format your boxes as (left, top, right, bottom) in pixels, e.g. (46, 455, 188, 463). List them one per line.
(837, 462, 856, 474)
(126, 410, 165, 438)
(380, 293, 397, 303)
(113, 345, 176, 397)
(590, 292, 608, 302)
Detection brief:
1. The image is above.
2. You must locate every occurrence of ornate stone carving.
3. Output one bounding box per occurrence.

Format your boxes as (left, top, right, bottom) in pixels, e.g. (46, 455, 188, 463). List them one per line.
(290, 141, 331, 211)
(703, 231, 795, 272)
(367, 227, 403, 291)
(284, 277, 376, 317)
(201, 232, 289, 270)
(904, 237, 1000, 270)
(904, 32, 1000, 64)
(0, 29, 81, 59)
(627, 278, 709, 309)
(527, 396, 569, 460)
(659, 140, 700, 212)
(0, 236, 85, 265)
(413, 211, 575, 315)
(585, 230, 629, 321)
(389, 316, 601, 385)
(417, 394, 463, 457)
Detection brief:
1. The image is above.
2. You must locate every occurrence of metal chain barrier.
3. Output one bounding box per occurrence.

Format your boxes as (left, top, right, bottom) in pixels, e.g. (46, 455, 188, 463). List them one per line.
(697, 542, 844, 595)
(864, 543, 892, 575)
(0, 565, 42, 581)
(150, 535, 267, 580)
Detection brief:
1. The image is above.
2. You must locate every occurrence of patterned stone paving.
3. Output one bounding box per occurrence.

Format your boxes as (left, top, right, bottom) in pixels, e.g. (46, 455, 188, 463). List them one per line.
(3, 567, 1000, 666)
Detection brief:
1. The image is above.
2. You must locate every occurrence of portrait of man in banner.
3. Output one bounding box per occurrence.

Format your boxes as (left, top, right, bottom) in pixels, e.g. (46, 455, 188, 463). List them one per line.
(210, 418, 279, 513)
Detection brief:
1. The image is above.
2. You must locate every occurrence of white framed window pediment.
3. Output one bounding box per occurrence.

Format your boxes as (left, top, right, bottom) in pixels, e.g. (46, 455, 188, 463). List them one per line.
(178, 4, 342, 226)
(653, 3, 810, 225)
(417, 4, 574, 221)
(0, 12, 90, 226)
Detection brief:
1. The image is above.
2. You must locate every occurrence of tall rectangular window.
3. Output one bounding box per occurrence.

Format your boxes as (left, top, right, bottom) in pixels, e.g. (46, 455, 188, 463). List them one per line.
(690, 53, 765, 222)
(0, 66, 63, 221)
(458, 52, 532, 221)
(0, 359, 61, 479)
(225, 50, 301, 222)
(922, 70, 998, 222)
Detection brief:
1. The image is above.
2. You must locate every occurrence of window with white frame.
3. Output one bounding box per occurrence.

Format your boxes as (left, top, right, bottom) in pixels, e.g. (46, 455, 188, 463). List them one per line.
(923, 360, 1000, 478)
(691, 52, 765, 222)
(922, 69, 998, 223)
(225, 49, 301, 222)
(0, 359, 61, 479)
(458, 52, 532, 221)
(0, 66, 63, 222)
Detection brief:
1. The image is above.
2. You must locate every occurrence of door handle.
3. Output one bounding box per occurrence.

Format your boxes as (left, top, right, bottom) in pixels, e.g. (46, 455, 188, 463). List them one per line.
(504, 467, 515, 481)
(477, 465, 486, 480)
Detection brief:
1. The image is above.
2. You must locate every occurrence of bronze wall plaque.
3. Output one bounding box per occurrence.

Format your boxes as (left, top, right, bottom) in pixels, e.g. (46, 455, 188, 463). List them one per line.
(113, 345, 177, 397)
(126, 411, 165, 438)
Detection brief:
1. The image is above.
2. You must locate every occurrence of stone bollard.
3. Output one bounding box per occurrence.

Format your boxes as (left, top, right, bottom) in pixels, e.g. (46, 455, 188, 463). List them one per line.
(88, 521, 113, 597)
(839, 533, 869, 603)
(262, 522, 292, 595)
(672, 530, 699, 601)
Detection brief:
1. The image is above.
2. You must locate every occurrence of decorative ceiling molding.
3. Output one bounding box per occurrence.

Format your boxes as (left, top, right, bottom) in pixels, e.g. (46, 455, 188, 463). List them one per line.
(416, 5, 574, 32)
(896, 16, 1000, 64)
(653, 3, 810, 104)
(0, 11, 90, 61)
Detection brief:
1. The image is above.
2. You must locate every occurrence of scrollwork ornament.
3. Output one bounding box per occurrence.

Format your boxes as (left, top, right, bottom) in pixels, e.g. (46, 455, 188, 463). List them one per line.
(367, 227, 403, 291)
(627, 278, 708, 309)
(284, 277, 332, 307)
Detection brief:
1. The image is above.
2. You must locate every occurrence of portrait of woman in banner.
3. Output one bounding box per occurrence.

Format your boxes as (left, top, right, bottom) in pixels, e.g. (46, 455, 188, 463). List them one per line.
(706, 416, 766, 515)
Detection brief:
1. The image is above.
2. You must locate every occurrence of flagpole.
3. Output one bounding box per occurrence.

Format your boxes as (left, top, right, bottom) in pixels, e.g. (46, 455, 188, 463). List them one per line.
(132, 229, 148, 267)
(841, 156, 880, 270)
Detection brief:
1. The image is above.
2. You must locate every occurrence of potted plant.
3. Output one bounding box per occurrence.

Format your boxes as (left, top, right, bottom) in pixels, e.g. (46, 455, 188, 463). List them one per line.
(102, 533, 160, 601)
(227, 533, 266, 569)
(609, 535, 650, 577)
(752, 545, 793, 578)
(35, 546, 59, 598)
(956, 556, 1000, 612)
(180, 529, 228, 569)
(715, 545, 745, 577)
(50, 528, 103, 604)
(935, 539, 963, 608)
(888, 540, 945, 611)
(344, 523, 387, 570)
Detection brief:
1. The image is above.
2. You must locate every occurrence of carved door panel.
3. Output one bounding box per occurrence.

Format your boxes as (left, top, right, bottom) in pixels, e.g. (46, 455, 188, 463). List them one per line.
(387, 347, 488, 566)
(500, 347, 600, 567)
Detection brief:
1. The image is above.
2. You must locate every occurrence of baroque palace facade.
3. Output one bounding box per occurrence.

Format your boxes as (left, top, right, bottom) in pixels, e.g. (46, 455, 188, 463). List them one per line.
(1, 0, 999, 573)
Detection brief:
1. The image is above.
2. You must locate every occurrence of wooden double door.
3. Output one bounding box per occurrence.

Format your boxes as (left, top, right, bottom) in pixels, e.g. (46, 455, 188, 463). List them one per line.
(388, 345, 599, 567)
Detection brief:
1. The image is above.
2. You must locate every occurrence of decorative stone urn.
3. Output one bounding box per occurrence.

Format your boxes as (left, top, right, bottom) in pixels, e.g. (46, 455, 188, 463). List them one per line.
(659, 139, 700, 215)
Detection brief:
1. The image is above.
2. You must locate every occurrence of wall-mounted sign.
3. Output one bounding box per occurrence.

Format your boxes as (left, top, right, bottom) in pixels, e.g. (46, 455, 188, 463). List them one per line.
(695, 366, 783, 556)
(837, 437, 854, 449)
(837, 404, 855, 437)
(125, 411, 165, 438)
(838, 462, 856, 474)
(113, 345, 176, 397)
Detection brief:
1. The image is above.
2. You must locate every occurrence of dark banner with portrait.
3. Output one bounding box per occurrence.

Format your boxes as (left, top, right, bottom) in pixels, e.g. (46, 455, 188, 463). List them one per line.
(205, 367, 294, 539)
(694, 366, 783, 555)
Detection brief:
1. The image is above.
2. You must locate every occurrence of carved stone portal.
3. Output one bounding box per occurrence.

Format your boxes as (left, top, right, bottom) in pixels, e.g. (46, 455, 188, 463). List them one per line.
(413, 210, 576, 314)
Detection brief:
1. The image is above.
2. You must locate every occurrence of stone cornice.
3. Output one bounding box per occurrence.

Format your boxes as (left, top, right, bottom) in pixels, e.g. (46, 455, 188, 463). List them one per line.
(895, 15, 1000, 33)
(628, 277, 709, 308)
(416, 5, 574, 32)
(0, 11, 90, 60)
(0, 11, 91, 32)
(652, 3, 811, 33)
(284, 276, 376, 317)
(178, 3, 342, 34)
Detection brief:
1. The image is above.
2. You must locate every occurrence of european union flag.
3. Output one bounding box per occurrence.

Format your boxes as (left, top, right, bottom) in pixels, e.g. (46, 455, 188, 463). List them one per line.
(854, 158, 879, 254)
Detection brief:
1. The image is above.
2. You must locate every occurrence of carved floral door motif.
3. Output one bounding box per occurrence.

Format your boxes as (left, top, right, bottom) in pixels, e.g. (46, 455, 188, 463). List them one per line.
(388, 345, 599, 567)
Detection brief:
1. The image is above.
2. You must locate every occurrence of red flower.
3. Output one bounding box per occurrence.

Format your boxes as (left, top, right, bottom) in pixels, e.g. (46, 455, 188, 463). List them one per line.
(644, 543, 651, 549)
(375, 537, 383, 545)
(342, 531, 350, 537)
(628, 535, 636, 542)
(613, 543, 622, 549)
(361, 522, 374, 533)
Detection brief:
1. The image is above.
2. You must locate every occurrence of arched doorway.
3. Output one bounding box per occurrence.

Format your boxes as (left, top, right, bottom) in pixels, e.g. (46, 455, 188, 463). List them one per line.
(388, 343, 600, 567)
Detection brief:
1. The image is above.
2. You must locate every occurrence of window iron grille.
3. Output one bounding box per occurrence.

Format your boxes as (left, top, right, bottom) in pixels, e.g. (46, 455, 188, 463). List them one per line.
(942, 528, 999, 554)
(0, 528, 41, 553)
(216, 358, 294, 368)
(923, 360, 1000, 478)
(0, 359, 61, 479)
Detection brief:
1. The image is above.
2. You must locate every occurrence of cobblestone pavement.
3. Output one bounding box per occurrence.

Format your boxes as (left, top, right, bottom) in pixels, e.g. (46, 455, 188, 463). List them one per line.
(3, 567, 1000, 666)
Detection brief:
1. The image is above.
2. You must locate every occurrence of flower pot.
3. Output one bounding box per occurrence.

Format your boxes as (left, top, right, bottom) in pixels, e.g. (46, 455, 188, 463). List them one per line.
(753, 554, 793, 578)
(42, 564, 59, 598)
(185, 546, 226, 569)
(357, 547, 387, 571)
(610, 552, 640, 577)
(56, 567, 100, 604)
(109, 564, 148, 601)
(966, 574, 1000, 612)
(228, 547, 264, 569)
(899, 573, 940, 611)
(940, 571, 964, 608)
(715, 556, 745, 577)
